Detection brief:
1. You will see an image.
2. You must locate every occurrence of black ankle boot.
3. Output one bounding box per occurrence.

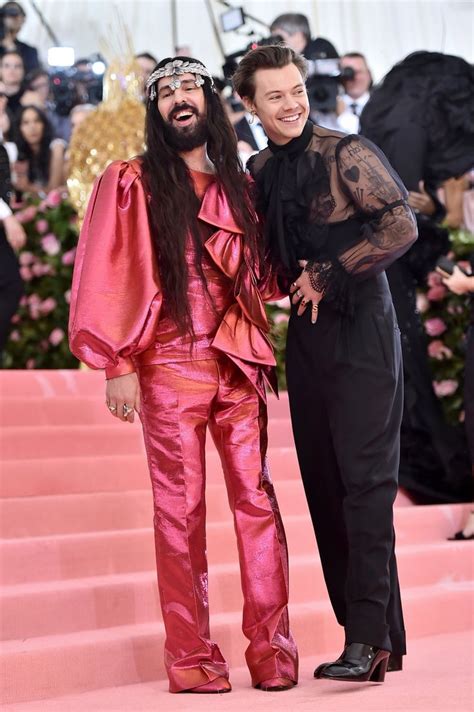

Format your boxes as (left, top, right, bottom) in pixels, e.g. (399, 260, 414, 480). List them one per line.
(315, 650, 403, 678)
(318, 643, 390, 683)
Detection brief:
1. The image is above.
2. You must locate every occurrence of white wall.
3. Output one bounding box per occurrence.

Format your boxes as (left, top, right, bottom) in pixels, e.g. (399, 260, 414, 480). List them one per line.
(21, 0, 473, 81)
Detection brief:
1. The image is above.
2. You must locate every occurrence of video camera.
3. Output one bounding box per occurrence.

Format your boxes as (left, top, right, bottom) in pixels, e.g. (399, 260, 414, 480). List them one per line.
(50, 67, 103, 116)
(219, 5, 353, 114)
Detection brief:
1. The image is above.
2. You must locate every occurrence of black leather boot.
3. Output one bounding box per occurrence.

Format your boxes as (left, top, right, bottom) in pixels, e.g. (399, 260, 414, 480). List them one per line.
(317, 643, 390, 682)
(315, 650, 403, 678)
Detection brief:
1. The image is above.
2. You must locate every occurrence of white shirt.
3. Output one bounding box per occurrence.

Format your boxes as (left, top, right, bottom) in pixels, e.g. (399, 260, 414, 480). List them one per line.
(337, 92, 371, 134)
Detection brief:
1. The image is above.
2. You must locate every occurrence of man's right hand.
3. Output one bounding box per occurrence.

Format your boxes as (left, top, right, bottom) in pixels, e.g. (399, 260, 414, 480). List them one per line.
(105, 372, 141, 423)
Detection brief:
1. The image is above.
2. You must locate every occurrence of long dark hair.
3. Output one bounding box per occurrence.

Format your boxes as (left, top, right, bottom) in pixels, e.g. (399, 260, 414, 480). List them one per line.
(141, 56, 262, 335)
(14, 105, 54, 185)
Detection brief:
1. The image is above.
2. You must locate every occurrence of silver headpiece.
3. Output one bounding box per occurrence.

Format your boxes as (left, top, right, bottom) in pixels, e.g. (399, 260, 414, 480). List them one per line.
(145, 59, 214, 100)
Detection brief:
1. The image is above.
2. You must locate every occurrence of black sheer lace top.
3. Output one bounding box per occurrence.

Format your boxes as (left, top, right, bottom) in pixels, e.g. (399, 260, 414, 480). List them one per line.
(249, 123, 418, 314)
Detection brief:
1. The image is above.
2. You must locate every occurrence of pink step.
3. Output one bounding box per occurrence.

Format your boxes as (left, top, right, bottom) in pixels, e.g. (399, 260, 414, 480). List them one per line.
(0, 448, 300, 498)
(1, 393, 292, 426)
(2, 541, 471, 641)
(0, 480, 308, 538)
(0, 370, 292, 416)
(1, 583, 471, 705)
(0, 514, 318, 584)
(0, 419, 295, 460)
(1, 631, 471, 712)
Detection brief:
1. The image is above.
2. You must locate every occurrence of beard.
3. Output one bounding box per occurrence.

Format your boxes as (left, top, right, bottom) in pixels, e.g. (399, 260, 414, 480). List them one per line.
(162, 104, 209, 152)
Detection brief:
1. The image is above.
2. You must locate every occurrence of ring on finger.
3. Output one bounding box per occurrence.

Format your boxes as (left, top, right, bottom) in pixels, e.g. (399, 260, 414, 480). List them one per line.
(123, 403, 134, 417)
(301, 298, 308, 307)
(108, 404, 117, 413)
(312, 303, 319, 311)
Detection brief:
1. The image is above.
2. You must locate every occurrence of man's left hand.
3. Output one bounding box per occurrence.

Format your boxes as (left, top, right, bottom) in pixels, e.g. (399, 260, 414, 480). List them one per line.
(289, 260, 324, 324)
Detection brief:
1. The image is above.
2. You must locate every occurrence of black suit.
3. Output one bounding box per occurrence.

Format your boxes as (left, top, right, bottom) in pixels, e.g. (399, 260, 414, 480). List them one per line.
(234, 116, 259, 151)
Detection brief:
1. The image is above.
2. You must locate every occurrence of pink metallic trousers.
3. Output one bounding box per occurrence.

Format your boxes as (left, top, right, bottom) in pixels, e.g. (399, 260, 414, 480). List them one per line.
(137, 357, 298, 692)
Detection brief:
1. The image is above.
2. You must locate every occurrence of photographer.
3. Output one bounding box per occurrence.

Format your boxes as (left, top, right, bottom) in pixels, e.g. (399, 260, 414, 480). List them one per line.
(0, 2, 40, 75)
(337, 53, 373, 134)
(270, 13, 341, 129)
(269, 13, 338, 61)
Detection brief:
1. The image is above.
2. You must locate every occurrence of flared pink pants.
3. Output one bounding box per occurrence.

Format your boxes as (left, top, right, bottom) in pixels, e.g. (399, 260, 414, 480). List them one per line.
(137, 356, 298, 692)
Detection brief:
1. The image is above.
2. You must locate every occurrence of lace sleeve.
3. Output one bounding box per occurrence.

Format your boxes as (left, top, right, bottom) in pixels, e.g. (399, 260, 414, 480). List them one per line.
(334, 134, 418, 278)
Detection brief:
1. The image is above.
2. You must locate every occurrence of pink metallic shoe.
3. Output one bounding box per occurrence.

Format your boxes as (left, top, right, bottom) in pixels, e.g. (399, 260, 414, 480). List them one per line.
(255, 677, 296, 692)
(183, 676, 232, 694)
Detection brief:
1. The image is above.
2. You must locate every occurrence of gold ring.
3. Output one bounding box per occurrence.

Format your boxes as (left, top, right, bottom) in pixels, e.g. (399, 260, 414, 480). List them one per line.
(312, 304, 319, 310)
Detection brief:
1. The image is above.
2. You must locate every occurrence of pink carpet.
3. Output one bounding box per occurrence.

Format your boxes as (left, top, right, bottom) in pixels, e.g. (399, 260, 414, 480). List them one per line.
(1, 370, 472, 711)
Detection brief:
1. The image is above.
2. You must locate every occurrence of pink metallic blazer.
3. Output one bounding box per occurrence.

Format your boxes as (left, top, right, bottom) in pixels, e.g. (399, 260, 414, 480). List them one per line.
(68, 159, 281, 395)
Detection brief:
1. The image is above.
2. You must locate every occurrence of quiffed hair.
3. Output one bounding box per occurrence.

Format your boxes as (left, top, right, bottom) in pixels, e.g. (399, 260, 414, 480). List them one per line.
(232, 44, 307, 101)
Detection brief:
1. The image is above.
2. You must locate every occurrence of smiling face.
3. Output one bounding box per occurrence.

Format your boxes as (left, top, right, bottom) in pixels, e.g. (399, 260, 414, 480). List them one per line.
(156, 71, 209, 152)
(244, 62, 309, 145)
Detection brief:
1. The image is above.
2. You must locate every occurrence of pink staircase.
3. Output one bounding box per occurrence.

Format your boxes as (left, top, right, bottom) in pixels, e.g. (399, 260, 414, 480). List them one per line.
(0, 370, 472, 706)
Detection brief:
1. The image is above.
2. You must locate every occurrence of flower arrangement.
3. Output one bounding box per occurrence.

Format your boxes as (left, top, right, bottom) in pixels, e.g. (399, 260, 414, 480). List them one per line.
(3, 190, 80, 369)
(419, 228, 473, 424)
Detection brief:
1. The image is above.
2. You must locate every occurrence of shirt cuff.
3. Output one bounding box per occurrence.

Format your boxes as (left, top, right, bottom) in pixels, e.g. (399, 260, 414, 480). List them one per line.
(105, 357, 136, 380)
(0, 199, 13, 220)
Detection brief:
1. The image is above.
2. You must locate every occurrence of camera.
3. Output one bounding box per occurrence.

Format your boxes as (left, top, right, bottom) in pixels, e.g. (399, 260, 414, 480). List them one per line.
(50, 67, 103, 116)
(305, 59, 354, 114)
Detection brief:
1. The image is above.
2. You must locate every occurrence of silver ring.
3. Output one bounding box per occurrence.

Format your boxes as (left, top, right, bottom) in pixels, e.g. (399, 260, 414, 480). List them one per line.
(108, 404, 117, 413)
(123, 404, 133, 417)
(296, 290, 302, 298)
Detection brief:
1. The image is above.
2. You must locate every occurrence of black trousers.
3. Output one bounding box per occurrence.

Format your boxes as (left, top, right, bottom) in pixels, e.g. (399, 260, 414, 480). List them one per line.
(0, 228, 23, 359)
(286, 272, 406, 655)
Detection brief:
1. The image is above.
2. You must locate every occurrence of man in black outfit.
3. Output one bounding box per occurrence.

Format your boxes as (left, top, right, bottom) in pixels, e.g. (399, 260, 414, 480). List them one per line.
(234, 43, 418, 684)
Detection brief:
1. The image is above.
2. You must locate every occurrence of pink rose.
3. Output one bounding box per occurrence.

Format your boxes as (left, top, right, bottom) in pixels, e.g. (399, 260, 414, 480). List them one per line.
(19, 251, 34, 266)
(31, 263, 46, 277)
(416, 293, 429, 314)
(19, 296, 28, 306)
(28, 303, 41, 320)
(40, 297, 57, 315)
(9, 330, 20, 342)
(49, 327, 65, 346)
(19, 266, 32, 281)
(433, 379, 458, 397)
(427, 284, 447, 302)
(26, 358, 36, 369)
(427, 271, 442, 288)
(35, 219, 49, 234)
(64, 289, 71, 304)
(41, 233, 60, 256)
(10, 314, 20, 324)
(45, 189, 62, 208)
(28, 294, 41, 305)
(425, 317, 447, 337)
(61, 248, 76, 266)
(428, 340, 453, 360)
(274, 313, 290, 325)
(15, 205, 38, 224)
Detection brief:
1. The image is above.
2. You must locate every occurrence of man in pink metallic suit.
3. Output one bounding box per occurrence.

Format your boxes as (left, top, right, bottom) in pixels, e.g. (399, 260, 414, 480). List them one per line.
(69, 56, 298, 694)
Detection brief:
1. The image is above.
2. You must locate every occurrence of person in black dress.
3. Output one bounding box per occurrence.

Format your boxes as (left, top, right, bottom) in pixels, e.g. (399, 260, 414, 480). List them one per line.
(360, 52, 474, 504)
(233, 45, 418, 683)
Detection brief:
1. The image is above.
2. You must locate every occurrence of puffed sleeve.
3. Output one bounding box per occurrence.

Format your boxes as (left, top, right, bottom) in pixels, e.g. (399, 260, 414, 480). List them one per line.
(68, 160, 162, 378)
(334, 134, 418, 277)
